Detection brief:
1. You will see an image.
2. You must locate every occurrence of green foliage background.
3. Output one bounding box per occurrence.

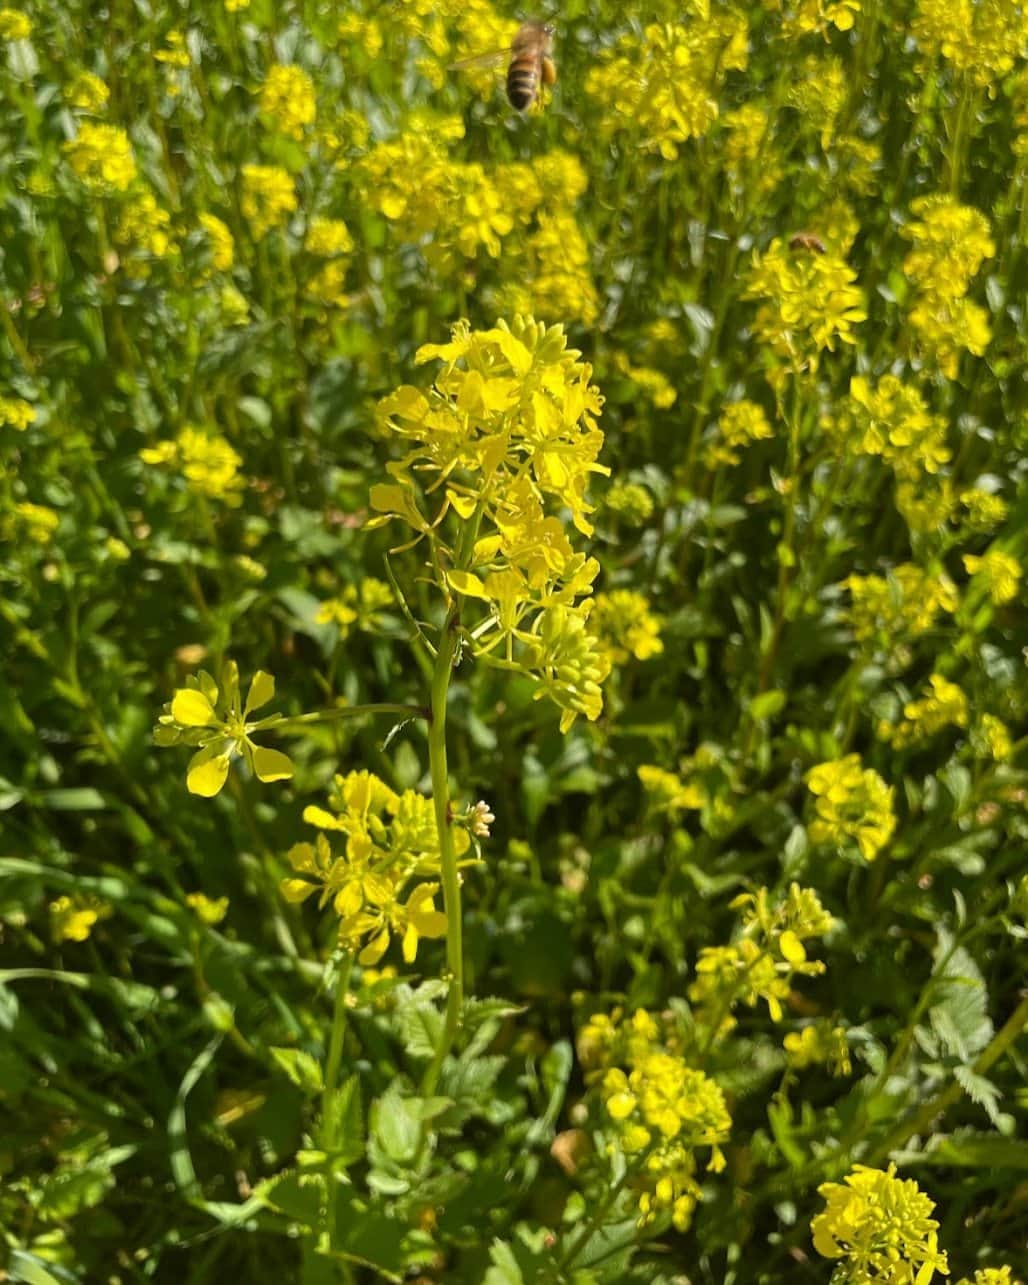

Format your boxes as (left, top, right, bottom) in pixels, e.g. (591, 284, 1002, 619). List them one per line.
(2, 0, 1028, 1281)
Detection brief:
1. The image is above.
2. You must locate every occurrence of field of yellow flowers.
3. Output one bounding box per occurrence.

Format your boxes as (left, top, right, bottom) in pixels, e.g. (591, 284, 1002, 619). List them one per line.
(3, 0, 1028, 1281)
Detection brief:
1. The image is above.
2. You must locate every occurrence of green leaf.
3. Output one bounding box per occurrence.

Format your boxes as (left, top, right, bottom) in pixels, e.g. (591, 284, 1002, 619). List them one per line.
(484, 1239, 524, 1285)
(371, 1082, 421, 1163)
(270, 1047, 324, 1095)
(954, 1067, 1003, 1125)
(928, 936, 993, 1061)
(395, 992, 443, 1059)
(257, 1169, 324, 1228)
(748, 689, 786, 720)
(322, 1073, 364, 1165)
(896, 1130, 1028, 1169)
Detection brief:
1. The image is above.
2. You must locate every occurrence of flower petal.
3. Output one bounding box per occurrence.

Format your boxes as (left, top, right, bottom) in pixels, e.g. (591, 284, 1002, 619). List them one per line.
(245, 669, 275, 715)
(172, 689, 218, 727)
(186, 746, 231, 797)
(251, 745, 294, 783)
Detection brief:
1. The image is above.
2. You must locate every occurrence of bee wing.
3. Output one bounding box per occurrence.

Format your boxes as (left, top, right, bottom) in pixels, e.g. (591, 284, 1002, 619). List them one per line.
(448, 48, 511, 71)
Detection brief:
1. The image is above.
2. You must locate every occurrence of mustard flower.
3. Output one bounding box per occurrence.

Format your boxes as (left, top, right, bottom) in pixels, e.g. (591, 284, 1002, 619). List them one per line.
(638, 764, 705, 813)
(372, 318, 609, 732)
(604, 481, 654, 523)
(240, 164, 297, 238)
(963, 549, 1021, 606)
(305, 216, 354, 258)
(585, 17, 748, 160)
(199, 213, 234, 272)
(843, 564, 958, 643)
(140, 425, 244, 504)
(784, 1021, 852, 1076)
(782, 0, 862, 36)
(259, 64, 316, 139)
(908, 295, 991, 377)
(307, 261, 351, 310)
(337, 13, 384, 59)
(879, 674, 969, 747)
(186, 893, 229, 925)
(579, 1007, 731, 1233)
(745, 238, 866, 370)
(316, 578, 393, 637)
(912, 0, 1024, 89)
(960, 488, 1007, 531)
(65, 70, 110, 113)
(806, 755, 896, 861)
(826, 375, 950, 480)
(64, 123, 137, 192)
(495, 210, 600, 327)
(155, 664, 294, 798)
(812, 1164, 949, 1284)
(531, 150, 589, 206)
(957, 1270, 1022, 1285)
(590, 590, 664, 665)
(787, 54, 847, 148)
(0, 8, 30, 39)
(972, 713, 1012, 761)
(115, 191, 174, 261)
(690, 885, 833, 1029)
(14, 501, 59, 543)
(896, 481, 956, 535)
(280, 770, 464, 965)
(154, 30, 190, 69)
(50, 895, 112, 943)
(903, 197, 995, 300)
(613, 353, 677, 409)
(0, 396, 35, 431)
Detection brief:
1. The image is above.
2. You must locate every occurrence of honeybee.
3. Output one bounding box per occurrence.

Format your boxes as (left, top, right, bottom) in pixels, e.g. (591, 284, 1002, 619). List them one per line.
(451, 19, 557, 113)
(788, 231, 827, 254)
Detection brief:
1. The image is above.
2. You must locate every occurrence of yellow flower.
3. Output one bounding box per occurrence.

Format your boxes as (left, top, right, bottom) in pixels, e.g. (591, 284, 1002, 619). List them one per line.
(639, 764, 704, 813)
(240, 164, 297, 238)
(806, 755, 896, 861)
(50, 895, 112, 943)
(186, 893, 229, 925)
(66, 70, 110, 113)
(964, 549, 1021, 606)
(745, 238, 866, 370)
(15, 501, 60, 543)
(585, 17, 748, 160)
(154, 30, 190, 68)
(784, 1021, 851, 1076)
(973, 713, 1012, 761)
(787, 54, 847, 148)
(879, 673, 969, 747)
(604, 481, 654, 523)
(199, 213, 234, 272)
(812, 1165, 949, 1284)
(316, 579, 393, 637)
(913, 0, 1023, 89)
(959, 488, 1007, 531)
(589, 590, 663, 664)
(903, 197, 995, 299)
(826, 375, 950, 480)
(155, 663, 294, 798)
(259, 64, 316, 140)
(494, 210, 599, 327)
(64, 123, 137, 192)
(843, 564, 958, 643)
(0, 396, 35, 431)
(957, 1270, 1021, 1285)
(141, 425, 244, 504)
(305, 217, 354, 258)
(0, 8, 30, 39)
(116, 191, 174, 261)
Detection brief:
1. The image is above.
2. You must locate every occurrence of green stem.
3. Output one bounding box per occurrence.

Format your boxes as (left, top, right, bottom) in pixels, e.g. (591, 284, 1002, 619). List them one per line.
(419, 615, 464, 1100)
(323, 951, 355, 1125)
(869, 994, 1028, 1164)
(555, 1163, 635, 1275)
(251, 703, 428, 733)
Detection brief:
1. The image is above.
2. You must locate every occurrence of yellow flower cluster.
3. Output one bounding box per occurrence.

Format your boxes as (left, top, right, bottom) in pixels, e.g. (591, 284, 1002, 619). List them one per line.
(843, 564, 958, 643)
(972, 713, 1012, 762)
(0, 395, 36, 431)
(784, 1020, 851, 1076)
(116, 191, 175, 265)
(305, 216, 353, 258)
(912, 0, 1026, 89)
(957, 1270, 1022, 1285)
(13, 501, 59, 543)
(156, 664, 294, 797)
(812, 1164, 949, 1284)
(826, 375, 951, 480)
(280, 770, 466, 966)
(140, 425, 244, 504)
(604, 481, 654, 524)
(638, 764, 705, 813)
(964, 549, 1021, 606)
(495, 210, 599, 327)
(960, 487, 1007, 532)
(199, 212, 234, 272)
(154, 30, 190, 69)
(240, 164, 297, 239)
(612, 352, 677, 410)
(903, 196, 994, 377)
(806, 755, 896, 862)
(689, 884, 834, 1031)
(589, 590, 664, 665)
(585, 17, 749, 160)
(879, 673, 969, 748)
(0, 7, 31, 39)
(706, 398, 773, 466)
(745, 238, 866, 372)
(316, 578, 393, 637)
(578, 1008, 731, 1232)
(64, 123, 137, 192)
(259, 64, 316, 139)
(781, 0, 861, 35)
(372, 318, 610, 733)
(50, 895, 112, 943)
(186, 892, 229, 925)
(787, 55, 848, 148)
(66, 70, 109, 113)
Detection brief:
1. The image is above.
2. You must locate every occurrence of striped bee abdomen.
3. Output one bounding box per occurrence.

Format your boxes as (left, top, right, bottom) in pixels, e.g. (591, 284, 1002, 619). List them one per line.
(506, 56, 539, 111)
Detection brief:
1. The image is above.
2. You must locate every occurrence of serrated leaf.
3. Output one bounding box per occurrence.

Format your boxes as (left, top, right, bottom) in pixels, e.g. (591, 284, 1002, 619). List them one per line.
(270, 1047, 324, 1095)
(928, 939, 993, 1062)
(954, 1067, 1003, 1125)
(395, 993, 443, 1059)
(462, 996, 525, 1031)
(322, 1074, 363, 1164)
(371, 1082, 421, 1163)
(257, 1170, 324, 1227)
(484, 1239, 524, 1285)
